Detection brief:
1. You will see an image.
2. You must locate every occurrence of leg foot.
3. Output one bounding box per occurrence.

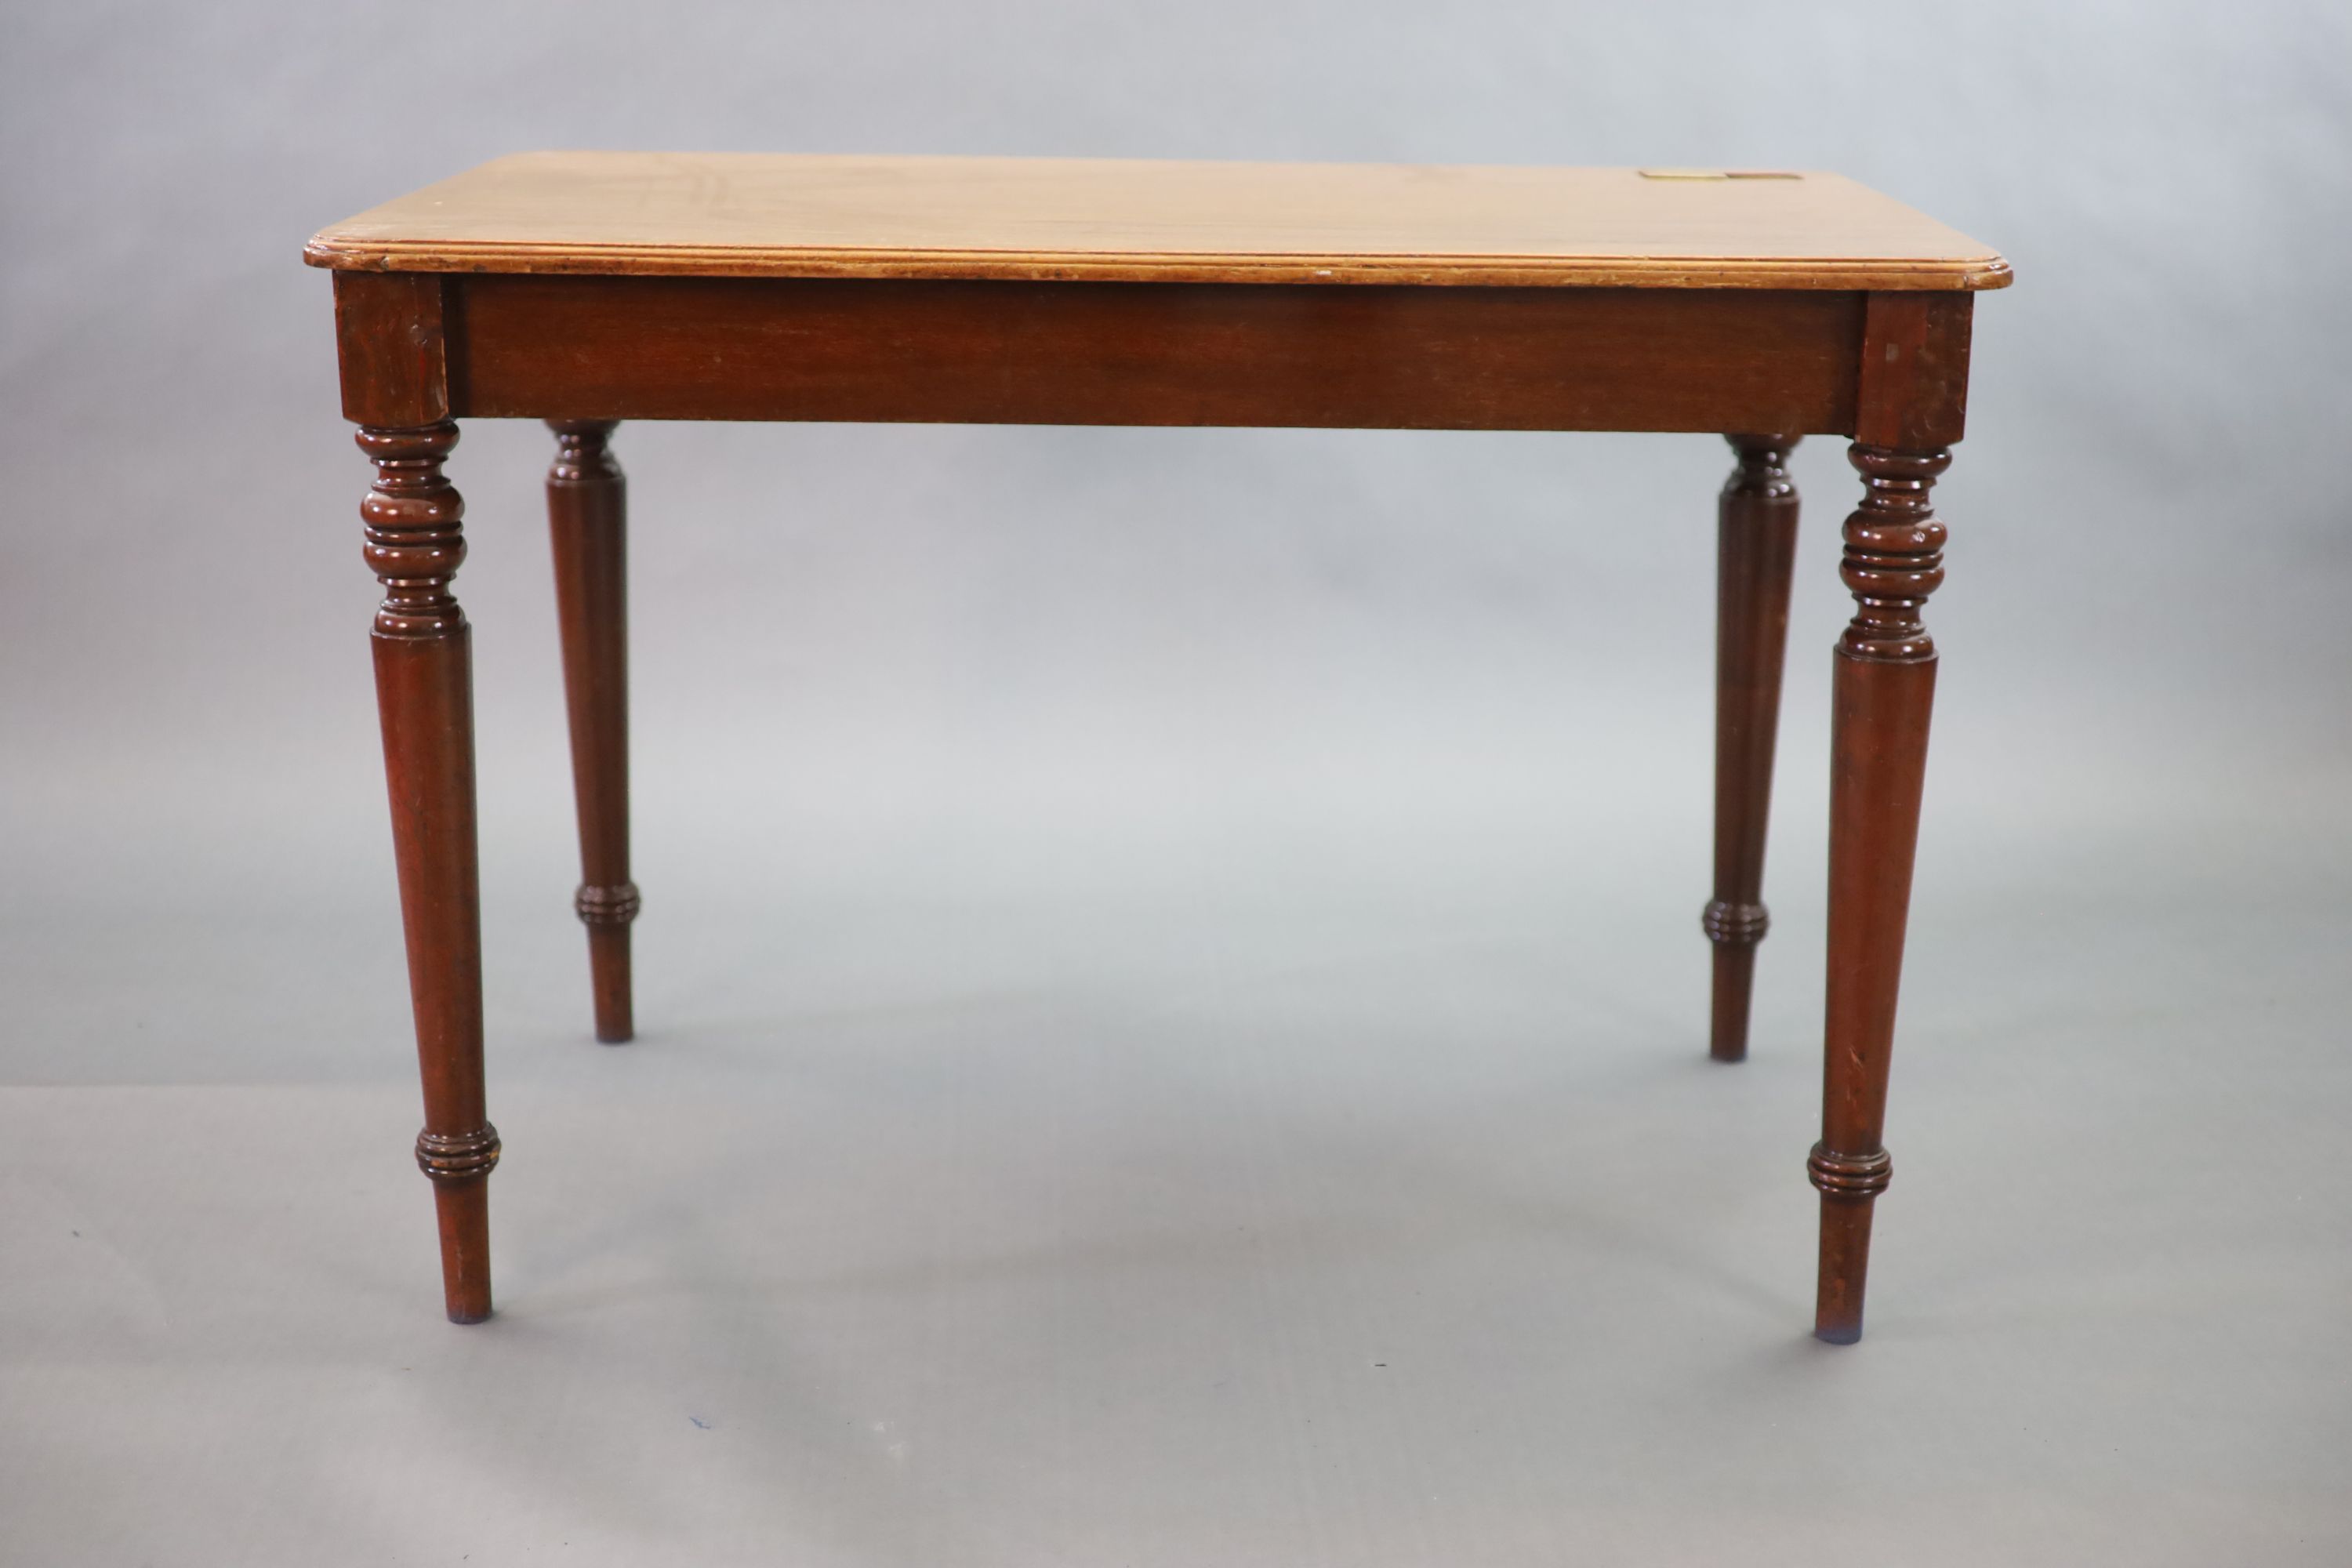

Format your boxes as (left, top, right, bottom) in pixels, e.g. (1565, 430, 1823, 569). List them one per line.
(434, 1186, 493, 1324)
(420, 1127, 500, 1323)
(1809, 1145, 1891, 1342)
(575, 881, 641, 1044)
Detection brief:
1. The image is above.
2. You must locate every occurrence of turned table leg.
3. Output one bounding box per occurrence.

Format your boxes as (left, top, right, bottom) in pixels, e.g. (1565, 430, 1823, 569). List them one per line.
(546, 420, 638, 1043)
(1810, 442, 1949, 1344)
(1703, 434, 1801, 1062)
(361, 420, 498, 1324)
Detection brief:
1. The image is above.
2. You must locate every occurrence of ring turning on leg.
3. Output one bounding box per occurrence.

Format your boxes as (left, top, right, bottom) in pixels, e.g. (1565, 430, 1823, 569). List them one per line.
(416, 1123, 502, 1182)
(1701, 899, 1769, 946)
(575, 880, 641, 927)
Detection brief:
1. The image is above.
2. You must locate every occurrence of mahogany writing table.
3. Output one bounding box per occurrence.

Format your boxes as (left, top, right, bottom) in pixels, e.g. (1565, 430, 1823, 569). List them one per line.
(306, 152, 2009, 1343)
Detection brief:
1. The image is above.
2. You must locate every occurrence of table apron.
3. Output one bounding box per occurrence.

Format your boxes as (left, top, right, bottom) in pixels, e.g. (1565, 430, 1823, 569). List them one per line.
(408, 274, 1875, 434)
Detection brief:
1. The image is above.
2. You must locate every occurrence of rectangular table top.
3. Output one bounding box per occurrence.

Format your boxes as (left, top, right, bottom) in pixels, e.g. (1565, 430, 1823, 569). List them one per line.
(307, 152, 2009, 292)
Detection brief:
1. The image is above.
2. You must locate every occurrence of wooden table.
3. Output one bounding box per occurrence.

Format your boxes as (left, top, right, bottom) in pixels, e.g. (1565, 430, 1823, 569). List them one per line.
(307, 153, 2008, 1344)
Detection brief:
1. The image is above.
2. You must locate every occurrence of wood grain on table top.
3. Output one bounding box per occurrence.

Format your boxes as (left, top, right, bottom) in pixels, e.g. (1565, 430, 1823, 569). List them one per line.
(306, 152, 2010, 291)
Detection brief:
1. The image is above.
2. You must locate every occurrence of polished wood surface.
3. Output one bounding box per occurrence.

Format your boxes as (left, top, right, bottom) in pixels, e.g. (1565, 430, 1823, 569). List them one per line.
(452, 275, 1870, 434)
(359, 420, 496, 1324)
(1854, 292, 1976, 449)
(333, 272, 448, 427)
(306, 152, 2011, 291)
(1704, 435, 1802, 1063)
(321, 154, 2001, 1342)
(546, 421, 637, 1044)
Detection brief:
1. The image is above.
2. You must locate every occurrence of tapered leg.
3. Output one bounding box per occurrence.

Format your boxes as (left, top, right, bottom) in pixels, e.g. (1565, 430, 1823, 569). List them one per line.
(360, 421, 498, 1324)
(1811, 443, 1950, 1344)
(546, 420, 638, 1043)
(1704, 435, 1801, 1062)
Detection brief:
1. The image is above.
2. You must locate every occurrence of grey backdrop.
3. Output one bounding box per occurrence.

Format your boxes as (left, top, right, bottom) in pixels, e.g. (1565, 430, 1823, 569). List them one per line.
(5, 2, 2350, 1563)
